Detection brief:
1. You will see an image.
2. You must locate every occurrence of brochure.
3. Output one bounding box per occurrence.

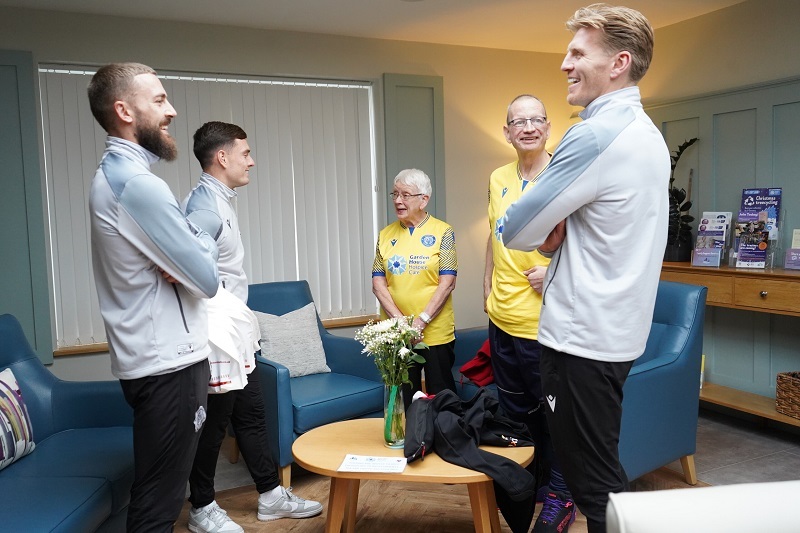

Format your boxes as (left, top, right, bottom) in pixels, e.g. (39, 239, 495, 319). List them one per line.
(695, 227, 727, 249)
(737, 188, 782, 241)
(785, 249, 800, 271)
(699, 211, 733, 234)
(693, 212, 730, 267)
(337, 454, 407, 473)
(735, 221, 770, 268)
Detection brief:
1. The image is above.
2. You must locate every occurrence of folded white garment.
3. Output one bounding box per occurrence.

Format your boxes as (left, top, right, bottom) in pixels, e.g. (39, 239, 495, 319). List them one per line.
(206, 286, 260, 393)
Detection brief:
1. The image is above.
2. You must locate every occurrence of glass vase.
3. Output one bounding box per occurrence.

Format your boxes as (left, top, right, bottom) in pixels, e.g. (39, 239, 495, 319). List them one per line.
(383, 384, 405, 448)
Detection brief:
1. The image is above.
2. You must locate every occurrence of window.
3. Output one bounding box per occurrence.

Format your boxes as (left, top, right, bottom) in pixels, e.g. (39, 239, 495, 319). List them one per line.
(38, 66, 379, 349)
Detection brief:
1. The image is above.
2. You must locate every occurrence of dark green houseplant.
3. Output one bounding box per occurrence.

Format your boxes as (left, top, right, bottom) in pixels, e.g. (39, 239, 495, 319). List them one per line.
(664, 138, 698, 261)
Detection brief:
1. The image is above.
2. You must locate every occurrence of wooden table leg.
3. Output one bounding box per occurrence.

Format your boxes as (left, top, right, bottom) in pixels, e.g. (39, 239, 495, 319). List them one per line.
(344, 478, 361, 533)
(468, 481, 502, 533)
(326, 477, 354, 533)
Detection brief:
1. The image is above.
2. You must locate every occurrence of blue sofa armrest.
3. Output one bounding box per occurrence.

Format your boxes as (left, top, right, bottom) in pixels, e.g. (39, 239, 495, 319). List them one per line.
(625, 345, 702, 432)
(621, 352, 702, 480)
(256, 355, 295, 468)
(322, 332, 381, 382)
(619, 281, 707, 481)
(52, 379, 133, 432)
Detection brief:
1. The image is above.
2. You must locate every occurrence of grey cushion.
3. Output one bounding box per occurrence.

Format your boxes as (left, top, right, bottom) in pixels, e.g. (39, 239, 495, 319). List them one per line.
(254, 303, 331, 377)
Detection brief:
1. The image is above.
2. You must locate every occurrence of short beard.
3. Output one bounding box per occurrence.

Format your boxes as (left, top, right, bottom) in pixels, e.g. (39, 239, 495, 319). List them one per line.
(137, 122, 178, 161)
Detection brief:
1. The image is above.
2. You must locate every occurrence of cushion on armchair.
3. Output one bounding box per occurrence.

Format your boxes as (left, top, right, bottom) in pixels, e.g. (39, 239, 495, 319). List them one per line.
(290, 373, 384, 434)
(0, 368, 36, 471)
(254, 303, 331, 377)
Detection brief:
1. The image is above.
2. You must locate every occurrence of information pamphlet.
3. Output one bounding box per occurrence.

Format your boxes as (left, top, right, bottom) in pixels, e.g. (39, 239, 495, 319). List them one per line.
(735, 221, 770, 267)
(785, 250, 800, 270)
(699, 212, 733, 234)
(734, 188, 781, 268)
(736, 188, 782, 240)
(337, 454, 407, 473)
(693, 211, 731, 267)
(788, 230, 800, 270)
(695, 227, 727, 249)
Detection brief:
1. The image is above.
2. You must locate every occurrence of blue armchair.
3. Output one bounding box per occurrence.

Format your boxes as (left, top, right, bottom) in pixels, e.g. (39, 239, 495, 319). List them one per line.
(0, 314, 134, 532)
(619, 280, 707, 484)
(450, 280, 707, 485)
(248, 281, 383, 486)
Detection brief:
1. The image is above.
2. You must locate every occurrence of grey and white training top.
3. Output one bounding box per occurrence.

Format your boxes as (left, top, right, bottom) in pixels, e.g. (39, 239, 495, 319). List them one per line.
(90, 137, 219, 379)
(182, 173, 248, 303)
(503, 87, 670, 363)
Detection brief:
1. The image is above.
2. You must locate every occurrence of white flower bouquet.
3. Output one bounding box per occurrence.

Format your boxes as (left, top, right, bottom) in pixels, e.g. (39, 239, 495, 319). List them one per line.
(355, 316, 427, 386)
(355, 316, 427, 447)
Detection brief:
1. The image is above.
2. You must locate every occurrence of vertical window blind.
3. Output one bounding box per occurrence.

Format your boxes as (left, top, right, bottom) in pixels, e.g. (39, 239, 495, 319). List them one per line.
(38, 66, 379, 349)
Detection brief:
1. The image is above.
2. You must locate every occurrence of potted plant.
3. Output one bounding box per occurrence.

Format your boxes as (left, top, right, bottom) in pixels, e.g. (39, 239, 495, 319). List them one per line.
(664, 138, 699, 261)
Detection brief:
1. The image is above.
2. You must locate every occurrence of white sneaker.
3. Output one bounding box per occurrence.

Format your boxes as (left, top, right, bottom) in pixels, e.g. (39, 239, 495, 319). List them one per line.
(257, 486, 323, 521)
(188, 500, 244, 533)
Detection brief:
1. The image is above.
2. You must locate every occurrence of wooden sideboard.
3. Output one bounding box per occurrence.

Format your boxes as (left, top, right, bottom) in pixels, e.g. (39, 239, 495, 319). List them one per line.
(661, 262, 800, 428)
(661, 262, 800, 318)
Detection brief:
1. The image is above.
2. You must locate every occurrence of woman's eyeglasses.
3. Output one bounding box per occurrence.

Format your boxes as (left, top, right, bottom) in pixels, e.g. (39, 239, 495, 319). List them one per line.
(389, 192, 425, 201)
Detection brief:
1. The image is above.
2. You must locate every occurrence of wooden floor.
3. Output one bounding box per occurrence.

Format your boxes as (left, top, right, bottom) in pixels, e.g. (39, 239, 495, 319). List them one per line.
(175, 463, 706, 532)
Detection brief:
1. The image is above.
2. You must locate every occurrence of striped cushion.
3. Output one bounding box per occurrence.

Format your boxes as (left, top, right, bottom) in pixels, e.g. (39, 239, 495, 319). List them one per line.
(0, 367, 36, 471)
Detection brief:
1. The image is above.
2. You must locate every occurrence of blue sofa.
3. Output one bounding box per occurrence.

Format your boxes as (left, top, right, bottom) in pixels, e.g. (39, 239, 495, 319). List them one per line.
(0, 314, 134, 532)
(450, 280, 707, 484)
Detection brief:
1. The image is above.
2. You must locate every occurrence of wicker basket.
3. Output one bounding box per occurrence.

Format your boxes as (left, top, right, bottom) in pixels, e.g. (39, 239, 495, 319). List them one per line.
(776, 372, 800, 420)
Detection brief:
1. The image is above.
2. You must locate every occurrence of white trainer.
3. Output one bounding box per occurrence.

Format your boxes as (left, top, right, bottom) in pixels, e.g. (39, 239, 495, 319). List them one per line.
(188, 500, 244, 533)
(257, 486, 323, 521)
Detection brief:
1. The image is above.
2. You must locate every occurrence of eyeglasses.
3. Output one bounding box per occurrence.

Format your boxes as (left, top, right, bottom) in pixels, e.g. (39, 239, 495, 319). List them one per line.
(389, 192, 425, 201)
(507, 116, 548, 129)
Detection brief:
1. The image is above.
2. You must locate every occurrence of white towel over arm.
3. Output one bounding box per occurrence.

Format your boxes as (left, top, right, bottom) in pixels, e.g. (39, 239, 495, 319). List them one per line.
(206, 286, 260, 393)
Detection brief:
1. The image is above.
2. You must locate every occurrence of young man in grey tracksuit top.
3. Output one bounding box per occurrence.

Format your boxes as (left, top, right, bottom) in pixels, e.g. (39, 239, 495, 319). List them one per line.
(183, 122, 322, 533)
(502, 6, 670, 532)
(88, 63, 220, 532)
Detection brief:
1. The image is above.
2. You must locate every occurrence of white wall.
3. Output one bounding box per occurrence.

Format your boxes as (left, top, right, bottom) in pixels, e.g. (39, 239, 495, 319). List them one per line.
(642, 0, 800, 104)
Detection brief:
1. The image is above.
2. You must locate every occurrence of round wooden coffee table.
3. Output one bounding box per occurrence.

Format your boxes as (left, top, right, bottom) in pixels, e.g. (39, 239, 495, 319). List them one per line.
(292, 418, 534, 532)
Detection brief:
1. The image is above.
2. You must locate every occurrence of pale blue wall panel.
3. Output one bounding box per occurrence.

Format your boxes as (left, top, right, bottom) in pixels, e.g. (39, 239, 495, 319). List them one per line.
(772, 101, 800, 251)
(0, 50, 51, 362)
(713, 109, 758, 212)
(383, 74, 445, 221)
(649, 81, 800, 399)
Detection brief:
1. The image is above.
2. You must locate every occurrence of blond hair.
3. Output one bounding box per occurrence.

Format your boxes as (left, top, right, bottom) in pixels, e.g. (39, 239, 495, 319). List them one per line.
(566, 4, 654, 83)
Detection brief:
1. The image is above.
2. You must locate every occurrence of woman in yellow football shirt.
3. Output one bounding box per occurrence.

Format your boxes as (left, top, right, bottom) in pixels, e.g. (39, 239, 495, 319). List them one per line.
(372, 169, 458, 407)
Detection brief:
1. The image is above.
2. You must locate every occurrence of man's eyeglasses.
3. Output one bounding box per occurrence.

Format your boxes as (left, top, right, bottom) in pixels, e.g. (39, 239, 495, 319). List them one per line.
(507, 116, 548, 129)
(389, 192, 425, 201)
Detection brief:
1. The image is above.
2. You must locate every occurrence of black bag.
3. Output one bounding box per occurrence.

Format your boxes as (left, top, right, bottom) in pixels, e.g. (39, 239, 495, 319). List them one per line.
(404, 394, 436, 463)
